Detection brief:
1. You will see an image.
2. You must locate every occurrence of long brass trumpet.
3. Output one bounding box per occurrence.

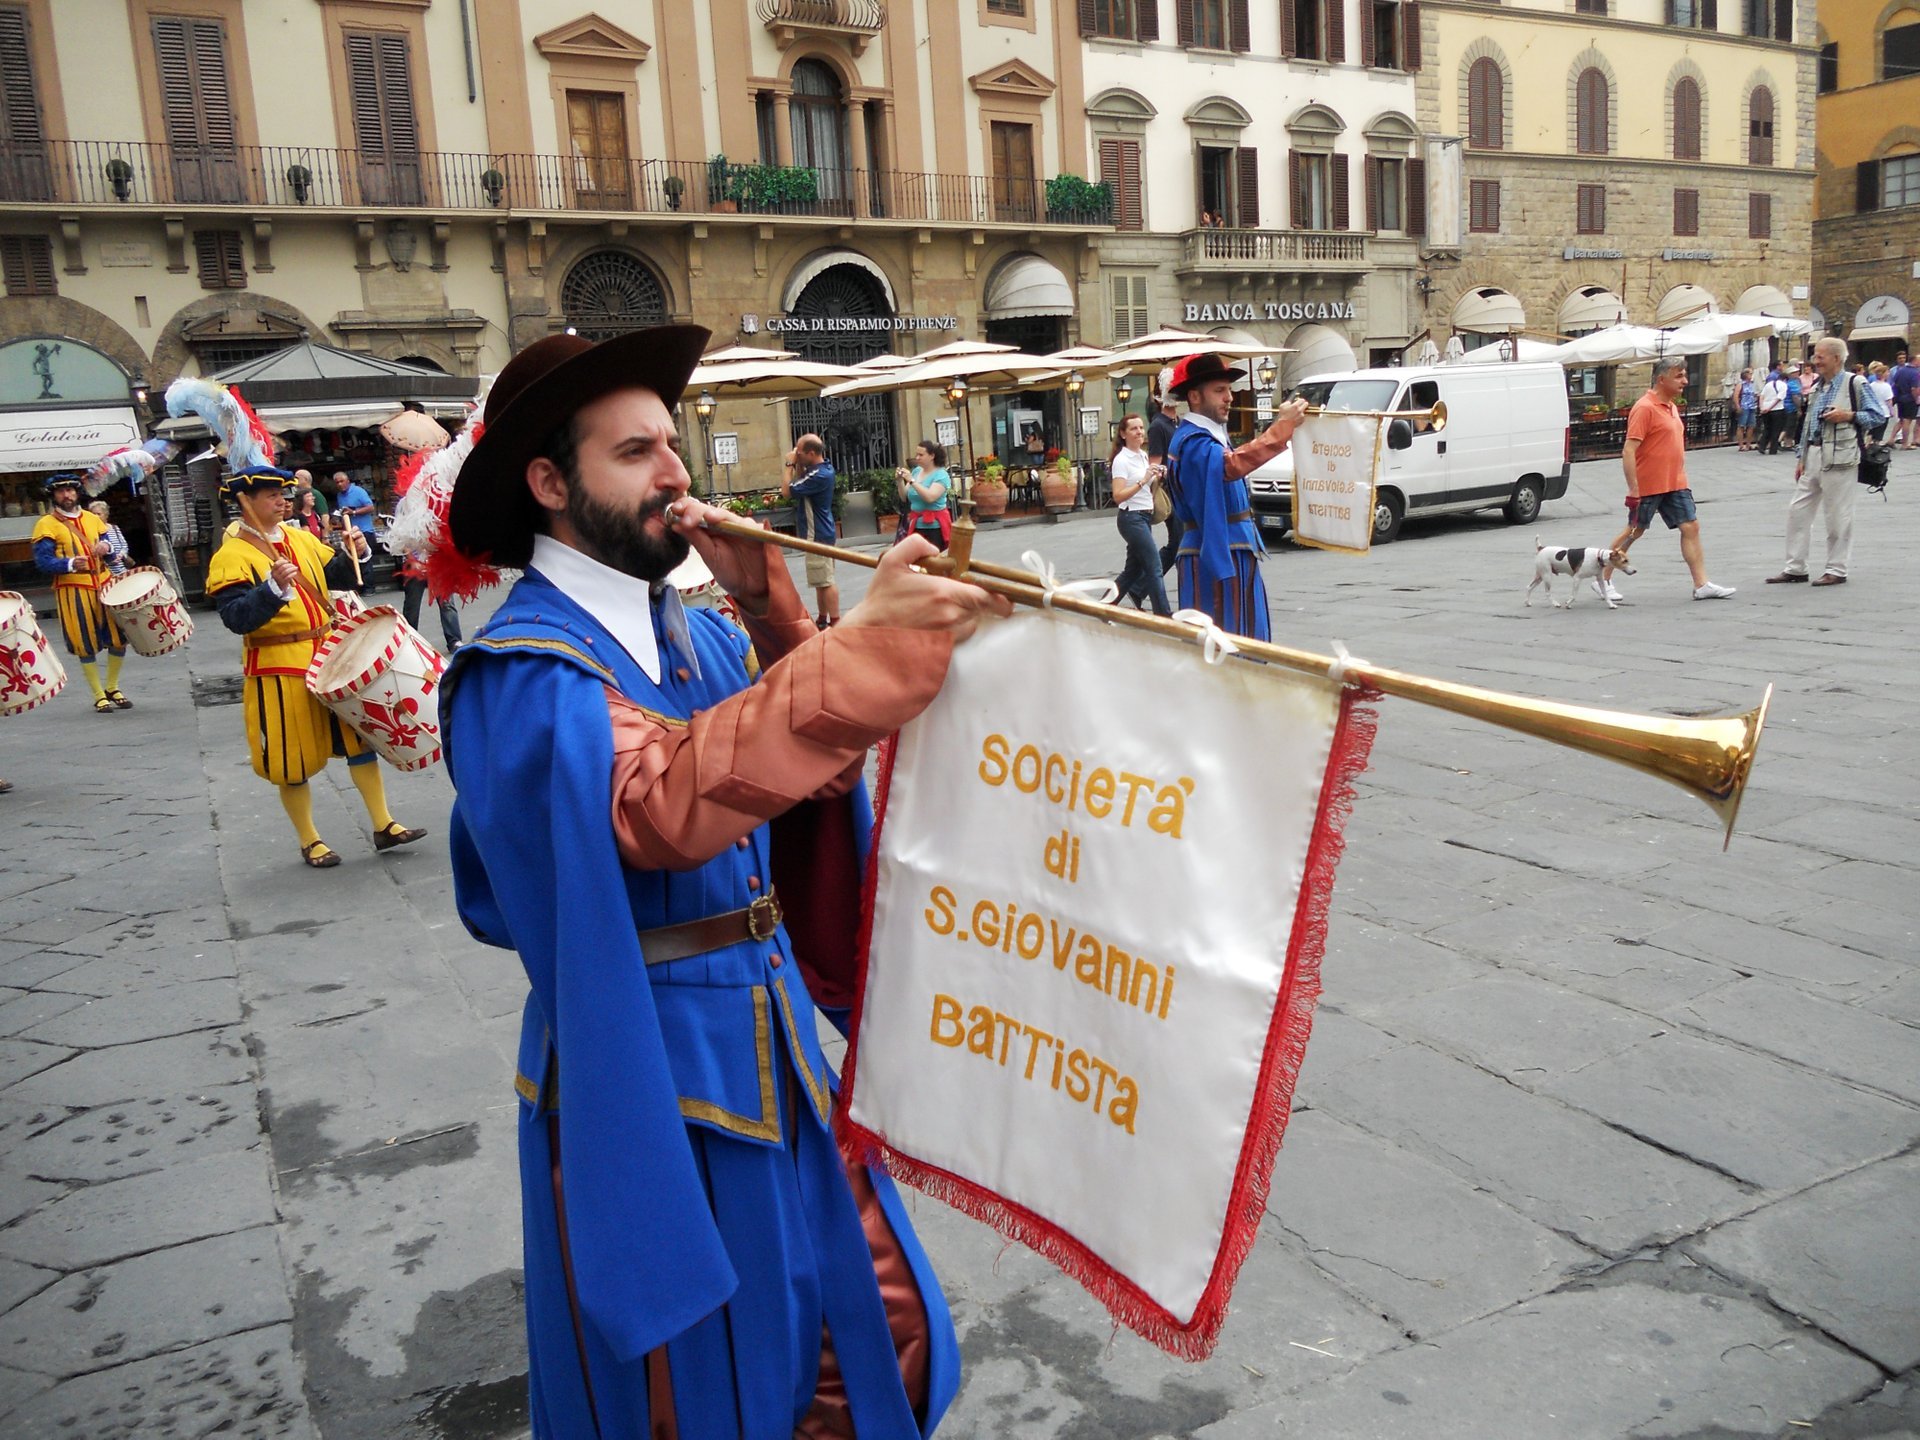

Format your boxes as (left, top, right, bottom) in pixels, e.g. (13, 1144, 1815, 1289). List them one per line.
(1230, 400, 1449, 432)
(700, 513, 1768, 847)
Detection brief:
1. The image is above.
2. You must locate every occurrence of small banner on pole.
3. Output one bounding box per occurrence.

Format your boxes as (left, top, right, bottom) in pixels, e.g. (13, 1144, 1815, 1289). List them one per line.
(1290, 413, 1385, 554)
(839, 611, 1375, 1359)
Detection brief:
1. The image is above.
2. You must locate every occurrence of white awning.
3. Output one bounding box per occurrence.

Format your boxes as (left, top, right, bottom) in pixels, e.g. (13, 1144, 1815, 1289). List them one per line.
(0, 406, 143, 475)
(1282, 324, 1357, 387)
(1734, 284, 1794, 319)
(1850, 294, 1910, 343)
(1656, 284, 1719, 327)
(984, 255, 1075, 320)
(1451, 287, 1526, 332)
(1559, 286, 1628, 333)
(1850, 324, 1913, 343)
(160, 401, 404, 439)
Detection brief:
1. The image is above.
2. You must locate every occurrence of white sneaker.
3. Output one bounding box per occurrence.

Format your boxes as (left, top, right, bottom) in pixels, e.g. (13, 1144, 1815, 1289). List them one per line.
(1693, 581, 1736, 600)
(1604, 582, 1625, 602)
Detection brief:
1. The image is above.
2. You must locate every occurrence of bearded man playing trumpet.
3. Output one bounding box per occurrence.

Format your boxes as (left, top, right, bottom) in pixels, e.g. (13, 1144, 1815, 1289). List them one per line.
(1164, 353, 1310, 640)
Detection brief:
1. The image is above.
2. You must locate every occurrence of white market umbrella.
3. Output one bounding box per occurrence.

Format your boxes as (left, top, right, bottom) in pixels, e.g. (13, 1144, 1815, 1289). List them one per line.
(697, 344, 801, 365)
(1111, 328, 1217, 350)
(1669, 313, 1777, 349)
(1551, 325, 1673, 366)
(1443, 335, 1467, 363)
(687, 357, 862, 397)
(1413, 338, 1442, 367)
(1101, 337, 1288, 373)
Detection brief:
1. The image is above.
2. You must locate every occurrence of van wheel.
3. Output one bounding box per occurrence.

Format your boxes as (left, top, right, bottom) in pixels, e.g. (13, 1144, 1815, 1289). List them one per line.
(1505, 478, 1543, 525)
(1372, 491, 1405, 544)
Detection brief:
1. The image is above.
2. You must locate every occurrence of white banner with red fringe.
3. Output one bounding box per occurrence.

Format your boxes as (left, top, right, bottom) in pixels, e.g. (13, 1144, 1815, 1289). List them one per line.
(1290, 412, 1385, 555)
(838, 608, 1375, 1359)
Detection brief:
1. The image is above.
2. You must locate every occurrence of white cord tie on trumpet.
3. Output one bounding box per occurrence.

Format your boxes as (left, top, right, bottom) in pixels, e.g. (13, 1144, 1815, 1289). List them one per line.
(1020, 550, 1119, 609)
(1326, 639, 1367, 689)
(1171, 609, 1241, 665)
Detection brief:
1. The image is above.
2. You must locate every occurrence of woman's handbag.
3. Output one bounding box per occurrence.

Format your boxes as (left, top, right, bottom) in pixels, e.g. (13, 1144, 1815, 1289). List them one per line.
(1149, 476, 1173, 526)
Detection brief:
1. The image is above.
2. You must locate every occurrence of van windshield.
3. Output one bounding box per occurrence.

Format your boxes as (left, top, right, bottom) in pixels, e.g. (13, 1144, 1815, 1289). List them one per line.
(1294, 378, 1399, 411)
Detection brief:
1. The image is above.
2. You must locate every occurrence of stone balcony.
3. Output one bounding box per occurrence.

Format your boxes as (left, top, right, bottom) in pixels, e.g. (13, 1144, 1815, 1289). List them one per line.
(1176, 227, 1370, 276)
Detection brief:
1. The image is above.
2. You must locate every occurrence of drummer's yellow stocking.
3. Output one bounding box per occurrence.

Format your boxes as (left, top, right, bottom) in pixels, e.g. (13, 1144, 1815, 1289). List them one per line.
(347, 759, 395, 831)
(277, 783, 322, 848)
(104, 653, 124, 691)
(79, 662, 105, 701)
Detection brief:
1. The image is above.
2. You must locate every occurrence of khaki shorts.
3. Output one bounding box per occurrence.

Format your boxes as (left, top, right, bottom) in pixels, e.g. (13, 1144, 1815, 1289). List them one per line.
(798, 502, 836, 589)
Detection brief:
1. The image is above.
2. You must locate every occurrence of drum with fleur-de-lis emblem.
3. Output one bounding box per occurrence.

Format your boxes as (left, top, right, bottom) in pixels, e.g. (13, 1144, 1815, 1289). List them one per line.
(305, 606, 447, 771)
(0, 591, 68, 715)
(100, 567, 194, 657)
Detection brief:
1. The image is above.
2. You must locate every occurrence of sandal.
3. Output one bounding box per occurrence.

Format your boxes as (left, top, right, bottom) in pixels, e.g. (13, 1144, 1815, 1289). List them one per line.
(373, 821, 428, 852)
(106, 690, 133, 709)
(93, 696, 115, 715)
(300, 841, 342, 869)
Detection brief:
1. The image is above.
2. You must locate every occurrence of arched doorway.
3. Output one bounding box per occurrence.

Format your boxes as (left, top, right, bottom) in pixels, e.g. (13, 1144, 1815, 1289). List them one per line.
(560, 250, 669, 341)
(786, 262, 898, 476)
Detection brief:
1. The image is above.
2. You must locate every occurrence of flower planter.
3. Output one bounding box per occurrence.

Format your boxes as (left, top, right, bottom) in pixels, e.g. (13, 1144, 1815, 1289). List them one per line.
(1041, 471, 1078, 513)
(971, 480, 1009, 520)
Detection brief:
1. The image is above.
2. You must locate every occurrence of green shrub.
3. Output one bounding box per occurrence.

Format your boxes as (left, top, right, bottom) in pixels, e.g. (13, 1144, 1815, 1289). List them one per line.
(1044, 174, 1113, 224)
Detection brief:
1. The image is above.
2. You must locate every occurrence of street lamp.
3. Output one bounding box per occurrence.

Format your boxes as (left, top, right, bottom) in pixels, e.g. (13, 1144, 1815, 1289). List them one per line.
(1064, 370, 1085, 495)
(943, 376, 972, 489)
(1256, 355, 1278, 392)
(693, 389, 716, 491)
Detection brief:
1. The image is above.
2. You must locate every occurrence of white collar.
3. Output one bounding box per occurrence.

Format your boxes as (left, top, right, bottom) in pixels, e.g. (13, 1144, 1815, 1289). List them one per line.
(529, 533, 662, 683)
(1186, 412, 1230, 443)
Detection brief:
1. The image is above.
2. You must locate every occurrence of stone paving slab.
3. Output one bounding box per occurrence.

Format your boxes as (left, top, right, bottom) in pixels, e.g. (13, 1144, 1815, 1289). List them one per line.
(1309, 1042, 1751, 1253)
(0, 1226, 292, 1377)
(1540, 1030, 1920, 1191)
(0, 1146, 274, 1272)
(1192, 1282, 1881, 1440)
(2, 1083, 258, 1185)
(1640, 907, 1912, 1000)
(1694, 1151, 1920, 1374)
(2, 1323, 315, 1440)
(3, 1028, 253, 1110)
(1666, 976, 1920, 1105)
(16, 977, 241, 1049)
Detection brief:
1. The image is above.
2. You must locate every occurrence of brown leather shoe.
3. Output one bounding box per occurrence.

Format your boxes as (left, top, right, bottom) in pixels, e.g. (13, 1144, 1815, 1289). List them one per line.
(1810, 573, 1847, 586)
(1763, 572, 1808, 584)
(300, 841, 342, 869)
(374, 821, 428, 851)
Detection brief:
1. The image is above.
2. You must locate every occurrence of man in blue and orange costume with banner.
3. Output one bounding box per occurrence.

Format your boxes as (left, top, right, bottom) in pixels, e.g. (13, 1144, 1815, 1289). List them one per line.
(1164, 353, 1310, 641)
(204, 466, 426, 869)
(437, 323, 1004, 1437)
(31, 473, 132, 714)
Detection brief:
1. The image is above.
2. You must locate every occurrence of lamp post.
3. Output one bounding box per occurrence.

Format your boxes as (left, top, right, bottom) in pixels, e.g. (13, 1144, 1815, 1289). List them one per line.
(693, 389, 716, 492)
(944, 376, 971, 485)
(1064, 369, 1085, 506)
(1113, 374, 1133, 451)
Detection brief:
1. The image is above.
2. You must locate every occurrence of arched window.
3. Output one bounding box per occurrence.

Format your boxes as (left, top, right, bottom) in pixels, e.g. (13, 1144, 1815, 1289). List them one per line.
(1468, 58, 1504, 150)
(1672, 78, 1702, 160)
(1748, 85, 1775, 166)
(1576, 68, 1610, 154)
(790, 60, 850, 177)
(561, 250, 668, 341)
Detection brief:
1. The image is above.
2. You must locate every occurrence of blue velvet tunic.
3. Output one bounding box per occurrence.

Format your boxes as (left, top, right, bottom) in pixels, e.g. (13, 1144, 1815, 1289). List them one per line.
(442, 570, 958, 1439)
(1168, 418, 1272, 641)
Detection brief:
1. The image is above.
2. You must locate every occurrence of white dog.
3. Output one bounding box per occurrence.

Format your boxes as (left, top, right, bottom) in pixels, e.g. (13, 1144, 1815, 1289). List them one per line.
(1526, 537, 1635, 609)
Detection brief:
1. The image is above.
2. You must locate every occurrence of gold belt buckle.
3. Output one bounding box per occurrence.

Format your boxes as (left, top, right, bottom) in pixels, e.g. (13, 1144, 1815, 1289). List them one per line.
(746, 892, 782, 941)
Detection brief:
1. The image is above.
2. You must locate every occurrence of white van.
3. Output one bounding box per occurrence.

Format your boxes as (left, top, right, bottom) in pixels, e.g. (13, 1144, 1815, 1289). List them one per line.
(1248, 363, 1571, 543)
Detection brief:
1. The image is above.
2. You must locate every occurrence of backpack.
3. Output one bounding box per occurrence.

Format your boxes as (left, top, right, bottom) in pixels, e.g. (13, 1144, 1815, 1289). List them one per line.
(1848, 374, 1892, 496)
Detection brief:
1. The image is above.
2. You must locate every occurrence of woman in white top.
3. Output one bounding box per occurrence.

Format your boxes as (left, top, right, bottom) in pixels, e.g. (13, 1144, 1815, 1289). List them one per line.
(1867, 363, 1896, 442)
(1110, 412, 1170, 616)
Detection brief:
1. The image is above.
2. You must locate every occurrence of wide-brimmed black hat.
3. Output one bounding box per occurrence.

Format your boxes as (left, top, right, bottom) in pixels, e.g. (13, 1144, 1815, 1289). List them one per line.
(449, 324, 710, 567)
(1168, 352, 1247, 399)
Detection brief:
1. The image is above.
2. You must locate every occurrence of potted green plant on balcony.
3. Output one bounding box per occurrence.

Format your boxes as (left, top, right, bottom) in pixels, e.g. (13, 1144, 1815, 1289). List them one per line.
(285, 163, 313, 204)
(480, 167, 506, 207)
(708, 155, 737, 212)
(104, 157, 135, 202)
(662, 174, 685, 211)
(1044, 174, 1113, 225)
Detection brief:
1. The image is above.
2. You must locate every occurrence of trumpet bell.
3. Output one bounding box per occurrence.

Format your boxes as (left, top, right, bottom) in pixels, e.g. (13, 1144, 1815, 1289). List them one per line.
(1428, 399, 1449, 433)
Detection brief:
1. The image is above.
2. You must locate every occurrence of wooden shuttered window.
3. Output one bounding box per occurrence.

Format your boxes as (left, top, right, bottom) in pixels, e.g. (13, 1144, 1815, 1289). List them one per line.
(1175, 0, 1192, 45)
(1330, 152, 1349, 229)
(1234, 146, 1259, 226)
(1576, 68, 1610, 154)
(1468, 178, 1499, 233)
(1079, 0, 1097, 35)
(1468, 58, 1503, 149)
(1279, 0, 1296, 56)
(1403, 1, 1421, 70)
(1407, 156, 1426, 234)
(1576, 182, 1606, 234)
(1229, 0, 1250, 51)
(0, 233, 55, 295)
(193, 229, 245, 289)
(1110, 273, 1151, 343)
(1672, 78, 1701, 160)
(1138, 0, 1160, 40)
(1748, 192, 1771, 238)
(1288, 149, 1305, 227)
(1326, 0, 1345, 62)
(344, 29, 424, 205)
(1748, 86, 1775, 166)
(152, 14, 244, 203)
(1098, 137, 1145, 230)
(0, 6, 53, 203)
(1365, 156, 1381, 230)
(1673, 187, 1699, 235)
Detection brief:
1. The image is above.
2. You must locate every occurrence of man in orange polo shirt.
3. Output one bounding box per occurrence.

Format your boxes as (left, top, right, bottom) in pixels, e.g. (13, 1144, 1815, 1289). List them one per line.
(1602, 357, 1735, 603)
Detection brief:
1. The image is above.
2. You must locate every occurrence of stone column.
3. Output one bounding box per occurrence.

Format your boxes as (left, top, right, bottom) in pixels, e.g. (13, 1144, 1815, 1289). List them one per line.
(773, 94, 794, 167)
(848, 101, 871, 218)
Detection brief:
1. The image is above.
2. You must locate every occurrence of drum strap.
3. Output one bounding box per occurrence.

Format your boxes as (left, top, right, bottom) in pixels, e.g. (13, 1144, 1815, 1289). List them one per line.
(238, 529, 336, 625)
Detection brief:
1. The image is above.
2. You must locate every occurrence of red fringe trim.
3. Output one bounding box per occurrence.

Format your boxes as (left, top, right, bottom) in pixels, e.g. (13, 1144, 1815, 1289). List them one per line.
(836, 687, 1379, 1361)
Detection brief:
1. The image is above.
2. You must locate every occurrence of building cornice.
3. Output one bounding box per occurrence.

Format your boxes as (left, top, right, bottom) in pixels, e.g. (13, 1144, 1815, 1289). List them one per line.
(1462, 149, 1815, 179)
(1419, 0, 1812, 55)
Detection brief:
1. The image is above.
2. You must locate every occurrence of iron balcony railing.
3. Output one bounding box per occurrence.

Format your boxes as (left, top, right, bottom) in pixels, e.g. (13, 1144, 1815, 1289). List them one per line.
(1181, 228, 1371, 266)
(757, 0, 887, 34)
(0, 139, 1112, 227)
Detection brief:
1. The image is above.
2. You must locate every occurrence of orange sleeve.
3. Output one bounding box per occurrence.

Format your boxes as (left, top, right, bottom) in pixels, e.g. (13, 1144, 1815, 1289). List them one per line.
(607, 624, 955, 871)
(1224, 419, 1297, 481)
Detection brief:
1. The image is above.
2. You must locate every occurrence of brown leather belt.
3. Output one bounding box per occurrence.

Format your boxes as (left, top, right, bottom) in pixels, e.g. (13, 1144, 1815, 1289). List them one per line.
(246, 625, 331, 648)
(1228, 510, 1254, 524)
(638, 890, 783, 966)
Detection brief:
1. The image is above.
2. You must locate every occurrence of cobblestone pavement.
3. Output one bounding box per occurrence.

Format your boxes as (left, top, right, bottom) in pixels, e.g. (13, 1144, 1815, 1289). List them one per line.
(0, 441, 1914, 1438)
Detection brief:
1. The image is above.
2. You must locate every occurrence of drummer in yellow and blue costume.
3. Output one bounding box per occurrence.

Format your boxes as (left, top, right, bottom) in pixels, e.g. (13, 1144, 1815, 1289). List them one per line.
(31, 473, 131, 714)
(205, 466, 427, 869)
